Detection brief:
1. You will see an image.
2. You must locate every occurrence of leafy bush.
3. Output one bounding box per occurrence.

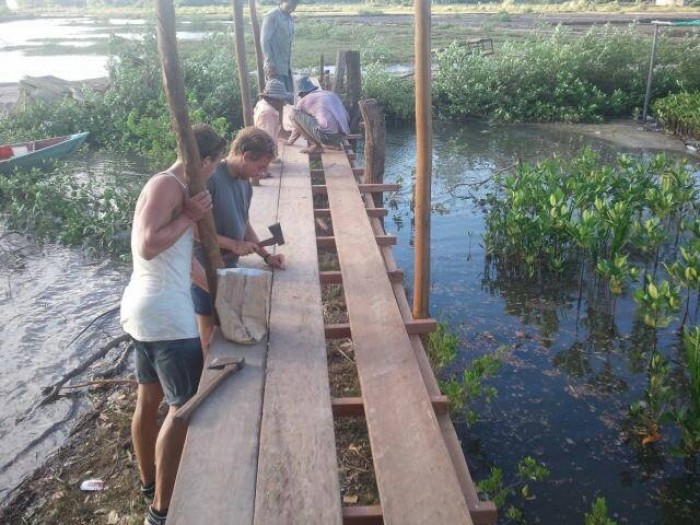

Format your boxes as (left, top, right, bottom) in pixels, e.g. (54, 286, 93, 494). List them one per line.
(653, 92, 700, 140)
(434, 25, 700, 123)
(362, 61, 415, 122)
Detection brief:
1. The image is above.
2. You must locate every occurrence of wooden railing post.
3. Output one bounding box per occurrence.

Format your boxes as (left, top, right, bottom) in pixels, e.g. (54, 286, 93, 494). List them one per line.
(332, 50, 346, 95)
(232, 0, 253, 126)
(359, 99, 385, 218)
(345, 50, 362, 133)
(154, 0, 224, 305)
(413, 0, 432, 319)
(249, 0, 265, 94)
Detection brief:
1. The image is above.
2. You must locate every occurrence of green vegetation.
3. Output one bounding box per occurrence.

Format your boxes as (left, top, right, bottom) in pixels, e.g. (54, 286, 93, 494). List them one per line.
(584, 497, 618, 525)
(476, 456, 550, 523)
(0, 163, 138, 257)
(484, 149, 700, 457)
(654, 92, 700, 141)
(434, 25, 700, 123)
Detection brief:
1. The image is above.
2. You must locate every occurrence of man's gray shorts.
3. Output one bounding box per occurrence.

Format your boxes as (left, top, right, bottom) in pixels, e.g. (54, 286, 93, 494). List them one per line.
(133, 337, 203, 407)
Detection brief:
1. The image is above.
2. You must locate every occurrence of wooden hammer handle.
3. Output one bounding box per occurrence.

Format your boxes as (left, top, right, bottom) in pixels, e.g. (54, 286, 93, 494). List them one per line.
(174, 361, 243, 423)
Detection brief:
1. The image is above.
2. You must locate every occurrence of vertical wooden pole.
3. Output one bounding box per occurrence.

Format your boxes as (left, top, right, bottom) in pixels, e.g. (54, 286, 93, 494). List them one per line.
(232, 0, 253, 126)
(333, 50, 347, 95)
(642, 23, 659, 123)
(319, 54, 325, 89)
(359, 99, 385, 215)
(413, 0, 432, 319)
(345, 50, 362, 133)
(154, 0, 224, 304)
(249, 0, 265, 94)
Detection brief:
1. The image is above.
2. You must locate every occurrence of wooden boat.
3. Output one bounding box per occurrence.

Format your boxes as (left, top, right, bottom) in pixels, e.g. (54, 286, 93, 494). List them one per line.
(0, 132, 89, 173)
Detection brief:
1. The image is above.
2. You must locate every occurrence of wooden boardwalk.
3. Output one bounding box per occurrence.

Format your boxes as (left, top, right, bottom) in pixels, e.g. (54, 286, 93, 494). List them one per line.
(169, 138, 496, 525)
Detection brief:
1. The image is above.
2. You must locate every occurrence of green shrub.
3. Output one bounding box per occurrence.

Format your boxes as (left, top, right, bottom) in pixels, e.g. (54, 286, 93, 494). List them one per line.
(653, 92, 700, 141)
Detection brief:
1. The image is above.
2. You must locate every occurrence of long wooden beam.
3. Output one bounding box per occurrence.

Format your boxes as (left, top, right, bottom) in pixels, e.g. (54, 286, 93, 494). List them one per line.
(315, 208, 388, 218)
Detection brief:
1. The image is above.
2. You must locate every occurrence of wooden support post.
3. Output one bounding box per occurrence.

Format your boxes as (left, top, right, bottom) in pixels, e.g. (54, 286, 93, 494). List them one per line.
(333, 50, 347, 95)
(345, 50, 362, 133)
(413, 0, 432, 319)
(232, 0, 253, 126)
(642, 23, 659, 123)
(154, 0, 224, 303)
(359, 99, 386, 217)
(320, 54, 325, 88)
(249, 0, 265, 94)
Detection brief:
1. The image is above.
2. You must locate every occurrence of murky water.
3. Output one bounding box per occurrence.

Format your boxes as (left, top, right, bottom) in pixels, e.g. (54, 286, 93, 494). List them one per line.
(0, 17, 229, 82)
(383, 121, 700, 524)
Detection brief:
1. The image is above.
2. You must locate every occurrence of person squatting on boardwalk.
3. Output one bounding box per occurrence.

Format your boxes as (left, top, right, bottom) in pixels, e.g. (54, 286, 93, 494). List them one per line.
(261, 0, 298, 95)
(254, 78, 294, 177)
(287, 76, 350, 154)
(191, 127, 286, 352)
(119, 125, 227, 525)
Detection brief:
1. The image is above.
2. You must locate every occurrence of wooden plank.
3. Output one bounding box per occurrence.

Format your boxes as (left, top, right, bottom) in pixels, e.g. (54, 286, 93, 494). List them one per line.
(360, 192, 497, 524)
(321, 149, 472, 524)
(319, 269, 402, 285)
(168, 152, 284, 525)
(332, 395, 449, 417)
(168, 334, 266, 524)
(325, 318, 437, 339)
(253, 142, 343, 525)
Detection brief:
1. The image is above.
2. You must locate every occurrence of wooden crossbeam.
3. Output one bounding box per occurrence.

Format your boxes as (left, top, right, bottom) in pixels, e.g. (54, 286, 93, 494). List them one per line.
(325, 318, 437, 340)
(320, 269, 403, 285)
(342, 505, 383, 525)
(332, 395, 450, 417)
(315, 207, 388, 218)
(312, 184, 399, 195)
(317, 235, 396, 248)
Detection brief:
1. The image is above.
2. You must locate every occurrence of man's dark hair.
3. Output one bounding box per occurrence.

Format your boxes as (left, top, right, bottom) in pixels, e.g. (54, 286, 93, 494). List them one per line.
(230, 127, 276, 160)
(193, 124, 227, 161)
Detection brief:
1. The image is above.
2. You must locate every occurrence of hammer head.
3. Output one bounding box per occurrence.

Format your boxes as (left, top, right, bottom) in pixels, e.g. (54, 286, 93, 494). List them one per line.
(268, 222, 285, 246)
(208, 357, 246, 370)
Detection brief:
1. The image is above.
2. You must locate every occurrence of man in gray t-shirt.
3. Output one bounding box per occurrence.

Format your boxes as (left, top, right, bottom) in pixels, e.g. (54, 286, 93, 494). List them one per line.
(191, 127, 286, 352)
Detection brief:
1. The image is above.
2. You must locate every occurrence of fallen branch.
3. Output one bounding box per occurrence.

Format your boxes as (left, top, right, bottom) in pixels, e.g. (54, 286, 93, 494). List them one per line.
(15, 334, 130, 424)
(446, 159, 521, 197)
(94, 342, 133, 380)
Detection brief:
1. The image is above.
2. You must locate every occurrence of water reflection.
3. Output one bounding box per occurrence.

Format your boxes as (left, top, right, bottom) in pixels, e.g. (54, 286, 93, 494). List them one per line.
(384, 121, 700, 524)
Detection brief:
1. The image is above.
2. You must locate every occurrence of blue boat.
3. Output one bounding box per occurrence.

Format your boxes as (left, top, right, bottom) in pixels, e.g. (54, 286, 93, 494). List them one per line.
(0, 132, 89, 174)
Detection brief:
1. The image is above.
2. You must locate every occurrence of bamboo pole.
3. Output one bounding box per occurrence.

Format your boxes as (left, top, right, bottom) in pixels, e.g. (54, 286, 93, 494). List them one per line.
(249, 0, 265, 94)
(154, 0, 224, 306)
(642, 23, 659, 123)
(413, 0, 432, 319)
(232, 0, 253, 126)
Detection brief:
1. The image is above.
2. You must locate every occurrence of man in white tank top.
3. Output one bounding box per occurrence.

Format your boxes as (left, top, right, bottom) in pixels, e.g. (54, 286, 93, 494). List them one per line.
(120, 124, 226, 525)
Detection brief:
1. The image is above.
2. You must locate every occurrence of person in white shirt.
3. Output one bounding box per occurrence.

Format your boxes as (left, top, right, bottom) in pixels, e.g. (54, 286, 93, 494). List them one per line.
(253, 78, 293, 176)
